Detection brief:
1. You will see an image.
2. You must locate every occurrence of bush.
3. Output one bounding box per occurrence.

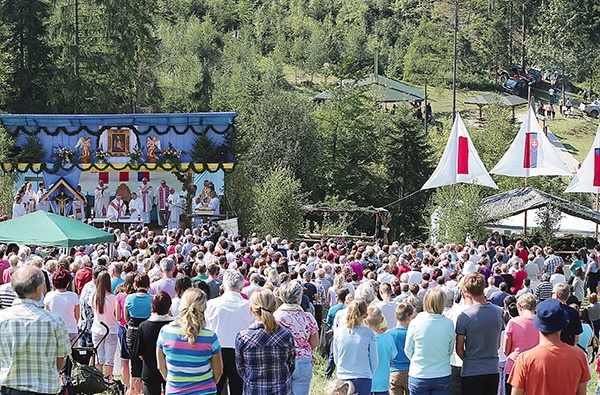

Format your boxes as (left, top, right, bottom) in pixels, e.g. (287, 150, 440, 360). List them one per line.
(248, 166, 307, 240)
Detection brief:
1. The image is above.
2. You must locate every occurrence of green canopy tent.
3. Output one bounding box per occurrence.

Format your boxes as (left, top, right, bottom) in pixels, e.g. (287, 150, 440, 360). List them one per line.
(464, 93, 529, 122)
(0, 211, 114, 247)
(314, 74, 426, 103)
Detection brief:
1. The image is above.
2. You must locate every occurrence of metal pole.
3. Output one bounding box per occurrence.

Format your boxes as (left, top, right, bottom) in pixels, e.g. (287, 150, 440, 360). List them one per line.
(424, 83, 428, 135)
(521, 1, 526, 70)
(452, 0, 458, 121)
(524, 176, 529, 236)
(594, 193, 600, 240)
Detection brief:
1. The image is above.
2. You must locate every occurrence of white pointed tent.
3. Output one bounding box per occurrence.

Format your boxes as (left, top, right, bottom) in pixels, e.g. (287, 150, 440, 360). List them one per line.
(490, 105, 571, 177)
(565, 123, 600, 193)
(422, 112, 497, 190)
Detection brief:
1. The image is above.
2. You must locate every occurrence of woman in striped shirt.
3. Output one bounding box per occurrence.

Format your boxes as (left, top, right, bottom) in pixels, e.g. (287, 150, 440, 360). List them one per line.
(157, 288, 223, 395)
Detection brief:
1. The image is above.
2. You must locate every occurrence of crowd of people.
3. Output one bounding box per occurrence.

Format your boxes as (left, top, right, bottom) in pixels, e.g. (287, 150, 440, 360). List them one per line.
(0, 226, 598, 395)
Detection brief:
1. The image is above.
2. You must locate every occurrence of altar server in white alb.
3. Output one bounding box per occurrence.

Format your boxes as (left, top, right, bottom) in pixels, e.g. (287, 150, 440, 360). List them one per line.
(136, 177, 153, 224)
(36, 182, 50, 212)
(72, 185, 86, 221)
(94, 180, 110, 217)
(167, 187, 181, 229)
(23, 182, 37, 213)
(12, 195, 27, 218)
(107, 193, 126, 221)
(155, 179, 170, 226)
(128, 192, 144, 221)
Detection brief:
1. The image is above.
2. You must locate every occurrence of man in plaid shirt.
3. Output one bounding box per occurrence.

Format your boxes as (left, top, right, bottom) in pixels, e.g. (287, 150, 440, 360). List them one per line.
(0, 265, 70, 395)
(543, 248, 564, 275)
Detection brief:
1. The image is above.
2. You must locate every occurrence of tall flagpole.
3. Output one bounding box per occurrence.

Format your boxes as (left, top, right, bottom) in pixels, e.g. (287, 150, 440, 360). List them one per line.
(594, 193, 600, 240)
(452, 0, 458, 121)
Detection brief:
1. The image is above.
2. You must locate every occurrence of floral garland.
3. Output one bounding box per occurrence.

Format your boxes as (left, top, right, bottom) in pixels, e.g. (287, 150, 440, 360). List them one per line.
(128, 144, 143, 166)
(54, 146, 75, 164)
(157, 143, 183, 166)
(94, 144, 111, 164)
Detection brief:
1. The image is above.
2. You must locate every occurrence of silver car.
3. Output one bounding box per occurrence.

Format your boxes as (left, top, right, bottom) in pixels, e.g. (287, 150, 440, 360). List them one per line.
(580, 101, 600, 118)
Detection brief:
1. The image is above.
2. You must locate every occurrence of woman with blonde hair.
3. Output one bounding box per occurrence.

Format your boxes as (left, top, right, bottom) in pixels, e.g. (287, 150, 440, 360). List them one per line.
(157, 288, 223, 395)
(236, 288, 295, 395)
(332, 299, 378, 395)
(404, 287, 455, 395)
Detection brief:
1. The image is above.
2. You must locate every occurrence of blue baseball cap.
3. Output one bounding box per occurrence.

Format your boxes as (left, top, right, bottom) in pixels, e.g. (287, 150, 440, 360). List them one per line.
(534, 298, 570, 334)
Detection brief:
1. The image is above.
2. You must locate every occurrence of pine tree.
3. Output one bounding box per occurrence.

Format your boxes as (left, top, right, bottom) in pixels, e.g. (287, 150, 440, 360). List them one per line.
(0, 0, 53, 112)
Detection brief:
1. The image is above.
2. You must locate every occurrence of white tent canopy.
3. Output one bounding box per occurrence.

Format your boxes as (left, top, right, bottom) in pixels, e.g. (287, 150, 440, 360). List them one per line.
(493, 210, 597, 236)
(422, 112, 497, 190)
(491, 105, 572, 177)
(565, 123, 600, 193)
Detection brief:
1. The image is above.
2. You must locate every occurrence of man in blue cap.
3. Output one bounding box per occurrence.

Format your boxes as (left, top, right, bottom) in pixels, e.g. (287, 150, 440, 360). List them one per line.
(508, 298, 590, 395)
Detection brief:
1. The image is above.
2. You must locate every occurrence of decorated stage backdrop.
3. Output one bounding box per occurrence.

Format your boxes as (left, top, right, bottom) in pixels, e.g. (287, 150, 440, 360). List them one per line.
(0, 112, 237, 174)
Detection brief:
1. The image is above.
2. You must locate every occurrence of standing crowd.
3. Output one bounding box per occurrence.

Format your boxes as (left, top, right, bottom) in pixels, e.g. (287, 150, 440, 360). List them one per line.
(0, 226, 597, 395)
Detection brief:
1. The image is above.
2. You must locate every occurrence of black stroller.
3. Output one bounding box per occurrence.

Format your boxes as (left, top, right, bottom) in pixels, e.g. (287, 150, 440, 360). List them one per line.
(62, 322, 125, 395)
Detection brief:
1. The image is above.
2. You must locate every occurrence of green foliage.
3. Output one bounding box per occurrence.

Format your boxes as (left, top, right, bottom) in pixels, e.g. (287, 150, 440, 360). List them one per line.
(533, 205, 563, 244)
(20, 135, 46, 163)
(0, 125, 18, 216)
(156, 16, 222, 112)
(190, 134, 218, 163)
(48, 0, 160, 113)
(432, 184, 488, 244)
(248, 166, 307, 240)
(0, 0, 53, 112)
(403, 16, 451, 85)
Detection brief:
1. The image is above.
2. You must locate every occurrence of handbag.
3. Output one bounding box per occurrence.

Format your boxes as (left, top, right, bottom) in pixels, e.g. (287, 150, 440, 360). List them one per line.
(70, 362, 107, 394)
(318, 320, 333, 358)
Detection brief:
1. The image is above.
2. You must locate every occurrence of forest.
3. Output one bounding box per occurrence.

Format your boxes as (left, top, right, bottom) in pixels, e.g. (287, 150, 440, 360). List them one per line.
(1, 0, 600, 241)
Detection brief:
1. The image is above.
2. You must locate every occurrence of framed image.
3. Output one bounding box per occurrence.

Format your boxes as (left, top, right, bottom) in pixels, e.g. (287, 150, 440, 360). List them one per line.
(108, 128, 130, 157)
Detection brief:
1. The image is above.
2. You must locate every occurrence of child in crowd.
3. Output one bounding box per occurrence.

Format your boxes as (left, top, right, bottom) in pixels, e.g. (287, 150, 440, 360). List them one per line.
(366, 305, 397, 395)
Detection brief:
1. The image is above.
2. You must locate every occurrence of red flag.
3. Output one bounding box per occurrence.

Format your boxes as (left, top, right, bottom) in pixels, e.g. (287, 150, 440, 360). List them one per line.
(594, 148, 600, 187)
(119, 172, 129, 182)
(99, 172, 109, 184)
(523, 133, 538, 169)
(457, 136, 469, 174)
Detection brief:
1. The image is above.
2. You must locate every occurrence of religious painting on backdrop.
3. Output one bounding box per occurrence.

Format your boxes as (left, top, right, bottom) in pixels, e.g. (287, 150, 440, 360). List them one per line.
(108, 128, 131, 156)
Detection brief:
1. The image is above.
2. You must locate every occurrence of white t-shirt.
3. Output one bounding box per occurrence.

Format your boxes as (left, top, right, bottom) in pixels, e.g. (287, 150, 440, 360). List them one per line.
(91, 293, 119, 334)
(44, 290, 79, 334)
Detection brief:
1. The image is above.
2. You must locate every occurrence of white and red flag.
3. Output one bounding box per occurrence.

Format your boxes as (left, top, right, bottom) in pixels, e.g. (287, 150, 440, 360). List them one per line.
(491, 105, 571, 177)
(421, 112, 498, 190)
(565, 123, 600, 193)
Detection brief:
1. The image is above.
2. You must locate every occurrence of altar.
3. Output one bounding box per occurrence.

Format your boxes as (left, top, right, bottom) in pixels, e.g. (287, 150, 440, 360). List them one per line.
(0, 113, 237, 224)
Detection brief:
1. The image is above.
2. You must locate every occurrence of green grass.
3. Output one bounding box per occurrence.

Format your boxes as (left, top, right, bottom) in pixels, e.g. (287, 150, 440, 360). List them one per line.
(308, 353, 600, 394)
(309, 354, 329, 395)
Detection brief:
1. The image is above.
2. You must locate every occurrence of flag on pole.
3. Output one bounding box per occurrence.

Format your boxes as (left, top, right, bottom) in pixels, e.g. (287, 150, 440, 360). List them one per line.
(523, 132, 538, 168)
(565, 123, 600, 193)
(490, 105, 571, 177)
(421, 112, 498, 190)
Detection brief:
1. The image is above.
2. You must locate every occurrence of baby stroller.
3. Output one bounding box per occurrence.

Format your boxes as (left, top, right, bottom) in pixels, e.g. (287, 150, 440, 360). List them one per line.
(62, 322, 125, 395)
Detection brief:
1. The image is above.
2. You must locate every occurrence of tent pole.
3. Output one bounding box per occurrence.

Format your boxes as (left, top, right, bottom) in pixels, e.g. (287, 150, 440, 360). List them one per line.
(452, 0, 458, 121)
(594, 193, 600, 240)
(523, 177, 529, 236)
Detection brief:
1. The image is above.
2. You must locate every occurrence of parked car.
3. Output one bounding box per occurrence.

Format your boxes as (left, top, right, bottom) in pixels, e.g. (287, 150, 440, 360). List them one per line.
(580, 101, 600, 118)
(498, 66, 540, 85)
(503, 78, 529, 97)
